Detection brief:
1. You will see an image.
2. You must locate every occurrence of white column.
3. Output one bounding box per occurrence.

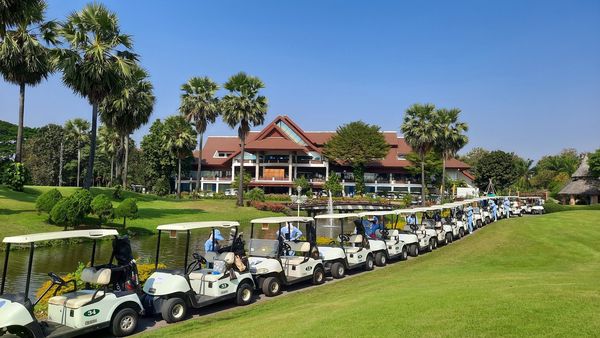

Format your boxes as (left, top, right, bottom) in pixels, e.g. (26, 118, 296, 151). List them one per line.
(288, 153, 293, 182)
(325, 160, 329, 180)
(255, 151, 260, 181)
(216, 182, 219, 193)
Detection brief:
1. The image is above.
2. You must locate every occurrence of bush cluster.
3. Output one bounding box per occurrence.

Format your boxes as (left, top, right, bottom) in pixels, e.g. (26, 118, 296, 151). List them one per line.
(36, 188, 63, 214)
(247, 188, 266, 202)
(91, 194, 114, 223)
(112, 184, 123, 200)
(49, 189, 92, 226)
(250, 201, 289, 213)
(3, 162, 27, 192)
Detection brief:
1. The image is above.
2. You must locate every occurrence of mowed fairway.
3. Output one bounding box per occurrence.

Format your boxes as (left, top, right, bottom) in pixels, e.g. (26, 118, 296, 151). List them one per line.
(139, 211, 600, 338)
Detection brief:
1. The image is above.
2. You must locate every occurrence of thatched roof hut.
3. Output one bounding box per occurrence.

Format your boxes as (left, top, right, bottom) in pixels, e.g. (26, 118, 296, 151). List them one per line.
(558, 154, 600, 205)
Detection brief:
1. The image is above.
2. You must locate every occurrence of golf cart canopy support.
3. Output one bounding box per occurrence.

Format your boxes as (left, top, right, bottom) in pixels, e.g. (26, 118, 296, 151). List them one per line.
(251, 217, 314, 224)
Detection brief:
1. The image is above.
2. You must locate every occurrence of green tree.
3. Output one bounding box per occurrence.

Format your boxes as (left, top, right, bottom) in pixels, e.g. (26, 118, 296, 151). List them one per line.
(434, 108, 468, 200)
(179, 76, 220, 193)
(512, 155, 534, 191)
(100, 65, 154, 188)
(323, 172, 343, 197)
(536, 149, 580, 176)
(55, 3, 137, 189)
(589, 149, 600, 178)
(22, 123, 75, 185)
(294, 176, 311, 195)
(98, 125, 120, 186)
(324, 121, 389, 195)
(0, 1, 56, 163)
(36, 188, 62, 214)
(406, 151, 443, 189)
(0, 0, 45, 36)
(401, 103, 439, 205)
(64, 118, 90, 187)
(115, 197, 138, 228)
(473, 150, 520, 192)
(221, 72, 268, 206)
(460, 147, 489, 168)
(91, 194, 113, 224)
(231, 172, 252, 193)
(163, 116, 196, 198)
(0, 120, 37, 160)
(140, 119, 177, 189)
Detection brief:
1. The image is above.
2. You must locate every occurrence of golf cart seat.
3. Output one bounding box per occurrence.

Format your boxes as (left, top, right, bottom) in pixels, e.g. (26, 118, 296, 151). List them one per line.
(48, 267, 110, 309)
(343, 246, 362, 253)
(281, 241, 311, 265)
(188, 252, 235, 282)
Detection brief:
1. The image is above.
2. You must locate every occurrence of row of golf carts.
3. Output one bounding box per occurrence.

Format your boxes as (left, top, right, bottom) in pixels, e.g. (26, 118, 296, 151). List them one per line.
(0, 196, 544, 337)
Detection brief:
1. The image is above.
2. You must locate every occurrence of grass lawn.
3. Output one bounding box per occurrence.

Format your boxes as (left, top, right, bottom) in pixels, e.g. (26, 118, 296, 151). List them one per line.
(0, 185, 281, 239)
(140, 210, 600, 338)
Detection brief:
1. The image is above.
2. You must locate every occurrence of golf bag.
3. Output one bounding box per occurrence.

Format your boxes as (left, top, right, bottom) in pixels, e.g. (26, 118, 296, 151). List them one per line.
(97, 236, 139, 291)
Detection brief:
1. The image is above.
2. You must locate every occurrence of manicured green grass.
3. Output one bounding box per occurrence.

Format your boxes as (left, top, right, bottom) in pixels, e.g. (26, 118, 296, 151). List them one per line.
(0, 185, 280, 239)
(140, 210, 600, 338)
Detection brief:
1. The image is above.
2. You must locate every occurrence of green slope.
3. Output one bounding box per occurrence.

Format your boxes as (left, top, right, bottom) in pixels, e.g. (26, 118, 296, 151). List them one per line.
(140, 211, 600, 338)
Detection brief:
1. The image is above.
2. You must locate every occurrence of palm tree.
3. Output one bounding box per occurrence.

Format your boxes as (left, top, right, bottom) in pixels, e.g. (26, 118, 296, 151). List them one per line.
(0, 1, 56, 162)
(101, 65, 154, 188)
(163, 116, 197, 198)
(98, 125, 120, 186)
(179, 76, 220, 193)
(434, 108, 468, 201)
(55, 3, 136, 189)
(0, 0, 45, 37)
(221, 72, 268, 206)
(64, 118, 90, 187)
(401, 103, 439, 206)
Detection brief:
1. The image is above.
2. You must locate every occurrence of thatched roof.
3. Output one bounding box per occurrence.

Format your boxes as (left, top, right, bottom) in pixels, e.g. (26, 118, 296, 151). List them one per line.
(572, 154, 592, 178)
(558, 178, 600, 196)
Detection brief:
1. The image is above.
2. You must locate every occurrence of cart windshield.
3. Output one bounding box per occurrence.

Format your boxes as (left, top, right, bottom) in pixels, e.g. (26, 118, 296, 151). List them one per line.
(249, 222, 281, 257)
(315, 218, 346, 246)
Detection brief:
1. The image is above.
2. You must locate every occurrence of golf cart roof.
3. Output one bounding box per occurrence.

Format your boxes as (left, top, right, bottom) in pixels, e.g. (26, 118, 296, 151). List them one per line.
(2, 229, 118, 244)
(157, 221, 240, 231)
(357, 210, 397, 217)
(314, 213, 359, 220)
(394, 208, 424, 215)
(251, 216, 314, 224)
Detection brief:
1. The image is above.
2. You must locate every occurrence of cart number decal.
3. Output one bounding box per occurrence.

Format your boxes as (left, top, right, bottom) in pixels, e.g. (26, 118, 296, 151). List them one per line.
(84, 309, 100, 317)
(305, 266, 313, 271)
(219, 283, 229, 289)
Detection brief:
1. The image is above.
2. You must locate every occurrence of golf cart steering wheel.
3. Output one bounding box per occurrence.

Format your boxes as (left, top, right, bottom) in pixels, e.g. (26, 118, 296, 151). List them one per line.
(48, 272, 66, 285)
(192, 252, 207, 264)
(281, 242, 292, 253)
(339, 234, 350, 242)
(409, 223, 419, 231)
(380, 228, 389, 238)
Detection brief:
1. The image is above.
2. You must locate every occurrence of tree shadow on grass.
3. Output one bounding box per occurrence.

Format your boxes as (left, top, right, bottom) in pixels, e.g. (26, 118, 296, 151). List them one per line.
(0, 208, 37, 215)
(0, 187, 39, 203)
(138, 208, 208, 219)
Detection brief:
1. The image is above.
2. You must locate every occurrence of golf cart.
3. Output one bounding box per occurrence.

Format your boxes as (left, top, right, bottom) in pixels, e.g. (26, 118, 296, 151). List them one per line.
(424, 205, 457, 245)
(520, 197, 545, 215)
(358, 210, 411, 263)
(397, 208, 436, 253)
(313, 213, 375, 279)
(247, 217, 325, 297)
(0, 230, 144, 338)
(443, 202, 468, 239)
(508, 196, 523, 217)
(142, 221, 254, 323)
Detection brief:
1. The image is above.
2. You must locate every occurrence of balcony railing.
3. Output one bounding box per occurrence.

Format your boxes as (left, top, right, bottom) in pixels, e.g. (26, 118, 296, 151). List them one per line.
(254, 176, 291, 181)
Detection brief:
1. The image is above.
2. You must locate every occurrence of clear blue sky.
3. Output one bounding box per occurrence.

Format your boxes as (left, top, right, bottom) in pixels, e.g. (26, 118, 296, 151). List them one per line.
(1, 0, 599, 160)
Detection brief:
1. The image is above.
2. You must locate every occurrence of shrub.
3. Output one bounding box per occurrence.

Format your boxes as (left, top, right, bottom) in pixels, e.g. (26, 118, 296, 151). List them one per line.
(69, 189, 92, 219)
(115, 198, 139, 228)
(49, 197, 70, 225)
(153, 177, 170, 196)
(250, 201, 289, 213)
(112, 184, 123, 200)
(91, 194, 114, 223)
(36, 189, 63, 214)
(4, 162, 27, 192)
(49, 189, 92, 227)
(247, 188, 266, 202)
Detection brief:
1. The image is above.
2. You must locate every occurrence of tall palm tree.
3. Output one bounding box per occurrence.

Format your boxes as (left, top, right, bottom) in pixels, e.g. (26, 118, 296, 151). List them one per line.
(401, 103, 439, 206)
(0, 0, 45, 37)
(98, 125, 120, 186)
(64, 118, 90, 187)
(0, 1, 56, 162)
(163, 116, 197, 198)
(179, 76, 220, 193)
(101, 65, 154, 188)
(221, 72, 268, 206)
(434, 108, 468, 201)
(55, 3, 136, 188)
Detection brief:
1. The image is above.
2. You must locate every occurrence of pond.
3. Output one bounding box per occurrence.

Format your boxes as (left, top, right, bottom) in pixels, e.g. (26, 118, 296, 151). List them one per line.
(0, 233, 210, 299)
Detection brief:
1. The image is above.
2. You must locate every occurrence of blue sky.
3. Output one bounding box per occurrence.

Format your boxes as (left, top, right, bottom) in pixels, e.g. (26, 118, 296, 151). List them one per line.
(1, 0, 599, 160)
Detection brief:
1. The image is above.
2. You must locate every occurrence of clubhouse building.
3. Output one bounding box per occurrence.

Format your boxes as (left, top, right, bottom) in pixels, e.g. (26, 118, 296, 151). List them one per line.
(184, 115, 473, 195)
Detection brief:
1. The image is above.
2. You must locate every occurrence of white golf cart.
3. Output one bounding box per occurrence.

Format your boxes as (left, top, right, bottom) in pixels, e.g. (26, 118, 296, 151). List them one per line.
(520, 197, 545, 215)
(416, 206, 453, 248)
(442, 202, 468, 239)
(247, 217, 325, 297)
(0, 230, 144, 338)
(508, 196, 523, 217)
(142, 221, 254, 323)
(397, 208, 436, 253)
(313, 213, 375, 279)
(358, 210, 411, 263)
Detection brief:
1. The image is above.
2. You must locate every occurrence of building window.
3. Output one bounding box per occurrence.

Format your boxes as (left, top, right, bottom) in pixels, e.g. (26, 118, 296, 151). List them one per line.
(214, 151, 232, 158)
(277, 121, 307, 146)
(397, 153, 406, 160)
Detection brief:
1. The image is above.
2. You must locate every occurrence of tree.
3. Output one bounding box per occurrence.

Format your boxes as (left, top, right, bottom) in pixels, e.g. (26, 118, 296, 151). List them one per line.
(100, 65, 154, 188)
(163, 116, 196, 198)
(98, 125, 120, 186)
(91, 194, 113, 224)
(536, 149, 580, 176)
(401, 104, 439, 205)
(179, 76, 220, 193)
(589, 149, 600, 178)
(294, 176, 311, 195)
(0, 1, 57, 163)
(434, 108, 468, 200)
(55, 3, 137, 189)
(512, 155, 534, 191)
(323, 172, 343, 197)
(64, 118, 89, 187)
(22, 123, 75, 185)
(140, 119, 177, 189)
(231, 172, 252, 193)
(323, 121, 389, 195)
(473, 150, 520, 192)
(221, 72, 268, 206)
(115, 198, 138, 228)
(460, 147, 489, 168)
(0, 0, 45, 37)
(405, 151, 443, 188)
(0, 120, 37, 160)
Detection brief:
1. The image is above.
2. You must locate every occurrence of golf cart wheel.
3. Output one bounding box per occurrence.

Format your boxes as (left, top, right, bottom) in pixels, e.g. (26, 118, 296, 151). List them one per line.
(262, 276, 282, 297)
(459, 228, 464, 238)
(364, 254, 375, 271)
(400, 246, 408, 261)
(374, 252, 387, 267)
(476, 220, 482, 228)
(331, 262, 345, 279)
(161, 297, 187, 323)
(111, 307, 138, 337)
(312, 266, 326, 285)
(409, 244, 419, 257)
(427, 239, 434, 252)
(518, 212, 523, 217)
(235, 282, 254, 305)
(485, 217, 490, 224)
(446, 233, 453, 244)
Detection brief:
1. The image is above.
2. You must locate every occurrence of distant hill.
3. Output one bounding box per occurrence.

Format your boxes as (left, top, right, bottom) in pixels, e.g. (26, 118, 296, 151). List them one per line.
(0, 120, 38, 160)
